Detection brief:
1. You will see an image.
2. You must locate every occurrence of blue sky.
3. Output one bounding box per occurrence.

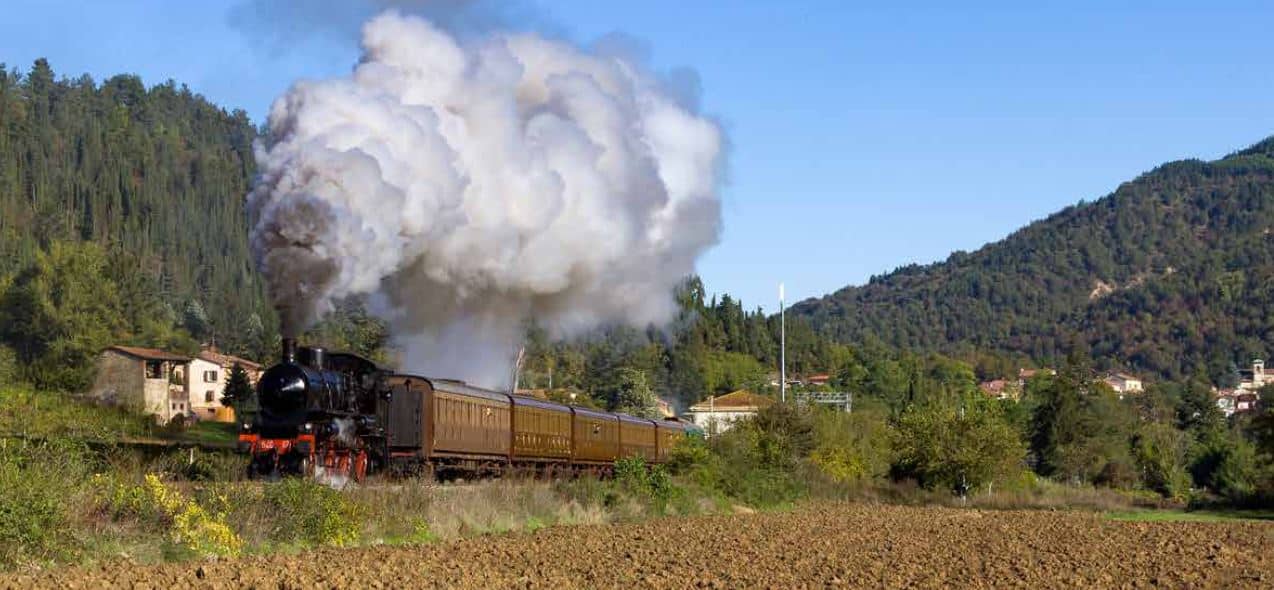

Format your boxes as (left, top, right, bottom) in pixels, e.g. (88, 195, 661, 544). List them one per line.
(4, 1, 1274, 313)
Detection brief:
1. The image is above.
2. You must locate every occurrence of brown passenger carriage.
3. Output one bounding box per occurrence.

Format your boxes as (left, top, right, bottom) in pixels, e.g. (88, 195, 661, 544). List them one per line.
(511, 396, 573, 463)
(618, 414, 658, 462)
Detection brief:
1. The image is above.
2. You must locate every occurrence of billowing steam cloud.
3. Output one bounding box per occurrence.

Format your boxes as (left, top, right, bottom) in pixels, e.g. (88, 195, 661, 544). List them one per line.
(248, 12, 724, 388)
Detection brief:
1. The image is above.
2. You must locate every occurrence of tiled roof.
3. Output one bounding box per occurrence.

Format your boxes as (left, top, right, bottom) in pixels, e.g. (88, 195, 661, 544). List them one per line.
(107, 345, 189, 362)
(689, 390, 775, 412)
(197, 350, 262, 371)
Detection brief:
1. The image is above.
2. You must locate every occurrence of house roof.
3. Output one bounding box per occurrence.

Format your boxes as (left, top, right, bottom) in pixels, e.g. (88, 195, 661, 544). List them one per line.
(979, 379, 1008, 393)
(197, 350, 262, 371)
(689, 390, 775, 412)
(107, 345, 189, 363)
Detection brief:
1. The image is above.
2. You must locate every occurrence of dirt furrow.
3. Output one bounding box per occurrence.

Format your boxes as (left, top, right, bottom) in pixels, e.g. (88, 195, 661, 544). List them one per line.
(3, 504, 1269, 589)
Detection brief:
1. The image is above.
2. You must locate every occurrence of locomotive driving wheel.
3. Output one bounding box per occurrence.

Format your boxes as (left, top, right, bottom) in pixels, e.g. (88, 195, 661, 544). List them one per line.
(353, 450, 369, 483)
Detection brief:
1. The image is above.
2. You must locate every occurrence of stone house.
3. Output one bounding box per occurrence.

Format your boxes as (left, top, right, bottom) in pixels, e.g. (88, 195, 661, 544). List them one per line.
(89, 346, 190, 423)
(688, 389, 774, 436)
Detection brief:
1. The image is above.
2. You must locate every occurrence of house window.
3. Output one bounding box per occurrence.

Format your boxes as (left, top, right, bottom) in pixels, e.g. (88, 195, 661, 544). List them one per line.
(146, 361, 164, 379)
(205, 391, 215, 403)
(204, 370, 219, 383)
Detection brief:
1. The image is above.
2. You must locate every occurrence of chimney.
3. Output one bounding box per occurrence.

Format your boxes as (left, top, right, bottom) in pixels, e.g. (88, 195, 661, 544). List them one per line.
(282, 338, 298, 364)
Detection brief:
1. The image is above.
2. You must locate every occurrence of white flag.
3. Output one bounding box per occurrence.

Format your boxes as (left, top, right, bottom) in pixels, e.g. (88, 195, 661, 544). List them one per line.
(779, 282, 785, 302)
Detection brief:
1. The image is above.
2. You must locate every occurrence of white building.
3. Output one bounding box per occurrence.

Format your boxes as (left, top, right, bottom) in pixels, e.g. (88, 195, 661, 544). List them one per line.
(188, 346, 262, 423)
(1237, 359, 1267, 392)
(1103, 373, 1144, 398)
(688, 390, 774, 436)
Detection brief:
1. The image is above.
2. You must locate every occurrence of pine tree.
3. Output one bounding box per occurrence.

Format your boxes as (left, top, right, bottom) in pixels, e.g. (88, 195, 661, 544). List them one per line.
(222, 363, 253, 409)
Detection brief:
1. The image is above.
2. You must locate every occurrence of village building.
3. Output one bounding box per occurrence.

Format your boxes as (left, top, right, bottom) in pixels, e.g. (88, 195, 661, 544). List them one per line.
(805, 374, 831, 387)
(91, 344, 263, 424)
(688, 389, 774, 435)
(1216, 360, 1267, 417)
(1103, 373, 1144, 398)
(1236, 359, 1267, 392)
(978, 379, 1021, 401)
(187, 345, 262, 423)
(89, 346, 190, 423)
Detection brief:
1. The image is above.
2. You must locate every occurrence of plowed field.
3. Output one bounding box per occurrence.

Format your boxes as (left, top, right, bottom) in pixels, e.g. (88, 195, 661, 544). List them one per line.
(3, 504, 1270, 589)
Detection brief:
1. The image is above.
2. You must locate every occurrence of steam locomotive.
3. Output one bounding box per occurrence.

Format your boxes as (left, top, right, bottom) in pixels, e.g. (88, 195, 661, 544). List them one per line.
(239, 339, 699, 482)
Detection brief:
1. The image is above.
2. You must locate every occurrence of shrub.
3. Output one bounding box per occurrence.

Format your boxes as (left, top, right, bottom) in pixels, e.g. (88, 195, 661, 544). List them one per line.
(708, 424, 806, 507)
(0, 438, 94, 566)
(809, 407, 891, 484)
(263, 479, 361, 547)
(141, 474, 242, 558)
(614, 457, 677, 510)
(0, 345, 17, 385)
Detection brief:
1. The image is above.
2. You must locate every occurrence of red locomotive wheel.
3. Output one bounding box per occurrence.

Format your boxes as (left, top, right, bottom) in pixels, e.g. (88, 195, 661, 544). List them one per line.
(353, 451, 369, 483)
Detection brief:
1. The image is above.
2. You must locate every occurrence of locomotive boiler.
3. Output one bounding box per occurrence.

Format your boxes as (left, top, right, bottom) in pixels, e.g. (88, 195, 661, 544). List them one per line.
(239, 339, 699, 483)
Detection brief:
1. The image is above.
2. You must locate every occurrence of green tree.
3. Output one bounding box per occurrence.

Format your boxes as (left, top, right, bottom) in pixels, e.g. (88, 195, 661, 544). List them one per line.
(1029, 354, 1137, 486)
(1131, 422, 1192, 500)
(0, 241, 125, 390)
(607, 367, 660, 419)
(892, 395, 1025, 494)
(221, 363, 254, 410)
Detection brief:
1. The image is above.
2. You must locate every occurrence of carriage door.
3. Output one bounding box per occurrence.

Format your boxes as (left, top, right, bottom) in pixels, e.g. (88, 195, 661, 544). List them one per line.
(383, 383, 422, 449)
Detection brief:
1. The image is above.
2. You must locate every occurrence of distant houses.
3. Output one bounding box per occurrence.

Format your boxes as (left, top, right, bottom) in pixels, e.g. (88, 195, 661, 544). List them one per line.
(978, 367, 1150, 401)
(1215, 359, 1267, 417)
(688, 389, 774, 435)
(977, 368, 1053, 401)
(90, 344, 262, 424)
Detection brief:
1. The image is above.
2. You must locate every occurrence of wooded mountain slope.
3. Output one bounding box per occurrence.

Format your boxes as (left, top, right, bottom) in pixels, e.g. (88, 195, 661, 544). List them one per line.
(0, 59, 274, 379)
(792, 137, 1274, 384)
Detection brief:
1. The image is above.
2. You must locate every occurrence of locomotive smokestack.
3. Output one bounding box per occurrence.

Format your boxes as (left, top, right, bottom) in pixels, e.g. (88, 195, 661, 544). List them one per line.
(282, 337, 298, 364)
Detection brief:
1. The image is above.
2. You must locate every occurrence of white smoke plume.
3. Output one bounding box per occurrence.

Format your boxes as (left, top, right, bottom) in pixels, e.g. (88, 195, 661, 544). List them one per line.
(248, 12, 724, 389)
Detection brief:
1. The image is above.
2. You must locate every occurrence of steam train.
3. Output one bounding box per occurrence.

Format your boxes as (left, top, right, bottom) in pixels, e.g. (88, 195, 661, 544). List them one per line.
(238, 339, 700, 482)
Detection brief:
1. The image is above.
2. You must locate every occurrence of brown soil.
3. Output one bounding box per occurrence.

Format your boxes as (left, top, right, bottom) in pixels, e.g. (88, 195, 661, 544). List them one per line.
(3, 503, 1270, 589)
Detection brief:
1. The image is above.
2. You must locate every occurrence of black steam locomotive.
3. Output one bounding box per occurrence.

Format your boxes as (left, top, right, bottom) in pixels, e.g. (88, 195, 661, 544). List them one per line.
(240, 338, 386, 480)
(240, 339, 697, 483)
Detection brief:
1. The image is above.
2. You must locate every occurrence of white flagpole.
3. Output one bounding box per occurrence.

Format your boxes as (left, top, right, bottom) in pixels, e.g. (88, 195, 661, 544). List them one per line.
(779, 282, 786, 404)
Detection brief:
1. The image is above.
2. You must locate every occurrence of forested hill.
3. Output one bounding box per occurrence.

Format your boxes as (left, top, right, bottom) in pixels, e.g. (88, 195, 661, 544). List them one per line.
(0, 59, 274, 388)
(792, 136, 1274, 385)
